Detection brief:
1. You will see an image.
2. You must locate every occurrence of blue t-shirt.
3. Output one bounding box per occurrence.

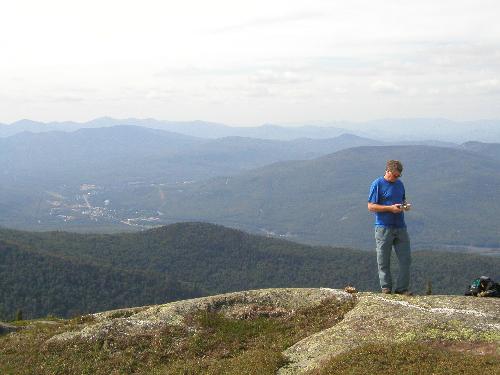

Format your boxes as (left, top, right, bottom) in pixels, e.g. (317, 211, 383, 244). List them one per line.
(368, 176, 406, 228)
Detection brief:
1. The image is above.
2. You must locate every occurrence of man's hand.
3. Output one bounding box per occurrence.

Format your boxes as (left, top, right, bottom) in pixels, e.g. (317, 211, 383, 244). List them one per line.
(391, 204, 404, 213)
(368, 202, 405, 213)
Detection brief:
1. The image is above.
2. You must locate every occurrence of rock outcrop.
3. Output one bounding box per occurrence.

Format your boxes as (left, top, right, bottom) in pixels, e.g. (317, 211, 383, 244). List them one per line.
(47, 288, 351, 345)
(0, 322, 21, 336)
(279, 292, 500, 374)
(17, 288, 500, 374)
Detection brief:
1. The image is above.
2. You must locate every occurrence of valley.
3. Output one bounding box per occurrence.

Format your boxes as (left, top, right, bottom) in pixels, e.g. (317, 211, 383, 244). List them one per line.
(0, 122, 499, 252)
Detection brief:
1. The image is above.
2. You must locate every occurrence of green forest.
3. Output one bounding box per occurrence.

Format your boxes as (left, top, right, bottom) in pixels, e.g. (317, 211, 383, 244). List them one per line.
(1, 222, 498, 320)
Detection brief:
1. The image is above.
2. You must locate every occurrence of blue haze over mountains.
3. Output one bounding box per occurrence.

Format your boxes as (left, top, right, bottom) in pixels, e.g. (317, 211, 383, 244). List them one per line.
(2, 117, 500, 143)
(0, 117, 499, 254)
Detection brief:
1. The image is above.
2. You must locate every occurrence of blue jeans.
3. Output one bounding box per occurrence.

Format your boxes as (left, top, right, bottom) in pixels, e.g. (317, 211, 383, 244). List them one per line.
(374, 226, 411, 292)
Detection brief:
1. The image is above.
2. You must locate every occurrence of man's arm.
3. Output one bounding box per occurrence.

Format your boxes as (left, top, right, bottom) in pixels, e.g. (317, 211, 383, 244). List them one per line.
(367, 202, 404, 213)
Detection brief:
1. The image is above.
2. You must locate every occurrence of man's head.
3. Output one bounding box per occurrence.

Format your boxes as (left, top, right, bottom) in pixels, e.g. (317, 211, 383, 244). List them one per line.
(384, 160, 403, 182)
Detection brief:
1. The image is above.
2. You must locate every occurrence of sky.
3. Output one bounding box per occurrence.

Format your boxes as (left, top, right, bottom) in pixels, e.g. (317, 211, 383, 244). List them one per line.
(1, 0, 499, 126)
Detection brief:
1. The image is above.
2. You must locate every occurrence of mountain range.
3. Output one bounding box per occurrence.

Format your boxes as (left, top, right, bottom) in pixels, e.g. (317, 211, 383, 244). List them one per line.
(1, 124, 499, 251)
(0, 126, 387, 232)
(2, 117, 500, 142)
(1, 126, 388, 186)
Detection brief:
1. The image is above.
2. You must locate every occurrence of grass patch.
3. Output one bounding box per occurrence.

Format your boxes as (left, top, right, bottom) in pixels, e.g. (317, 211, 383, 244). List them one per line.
(309, 341, 500, 375)
(0, 297, 355, 375)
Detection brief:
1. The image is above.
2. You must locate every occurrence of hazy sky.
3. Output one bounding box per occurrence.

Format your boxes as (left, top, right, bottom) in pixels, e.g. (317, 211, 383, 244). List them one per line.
(1, 0, 499, 125)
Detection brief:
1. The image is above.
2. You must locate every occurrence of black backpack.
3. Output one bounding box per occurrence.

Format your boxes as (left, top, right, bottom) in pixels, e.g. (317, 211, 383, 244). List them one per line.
(465, 276, 500, 297)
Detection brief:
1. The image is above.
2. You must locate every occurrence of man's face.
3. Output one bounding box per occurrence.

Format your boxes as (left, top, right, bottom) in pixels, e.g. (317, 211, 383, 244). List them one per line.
(385, 169, 401, 182)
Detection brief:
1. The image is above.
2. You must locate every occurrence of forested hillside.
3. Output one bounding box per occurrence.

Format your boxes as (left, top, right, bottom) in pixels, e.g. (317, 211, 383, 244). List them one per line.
(147, 145, 500, 250)
(0, 241, 202, 320)
(1, 223, 498, 320)
(461, 141, 500, 162)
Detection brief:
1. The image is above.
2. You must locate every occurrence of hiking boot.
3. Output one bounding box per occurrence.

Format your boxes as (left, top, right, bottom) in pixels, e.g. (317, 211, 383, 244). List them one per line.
(395, 290, 413, 296)
(381, 288, 392, 294)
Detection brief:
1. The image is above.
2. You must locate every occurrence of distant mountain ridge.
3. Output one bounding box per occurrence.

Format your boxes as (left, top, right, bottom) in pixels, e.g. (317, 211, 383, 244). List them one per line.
(461, 141, 500, 162)
(2, 117, 500, 142)
(0, 125, 382, 188)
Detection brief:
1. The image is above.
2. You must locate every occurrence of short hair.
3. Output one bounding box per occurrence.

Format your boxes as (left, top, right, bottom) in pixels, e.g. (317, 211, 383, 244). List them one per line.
(386, 160, 403, 173)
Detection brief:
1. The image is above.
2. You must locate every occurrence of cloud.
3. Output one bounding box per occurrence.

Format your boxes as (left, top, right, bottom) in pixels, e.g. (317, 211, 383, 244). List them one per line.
(244, 86, 274, 98)
(47, 95, 85, 103)
(2, 1, 500, 123)
(370, 80, 401, 94)
(250, 70, 311, 85)
(426, 41, 500, 72)
(144, 88, 180, 100)
(474, 79, 500, 94)
(427, 88, 441, 95)
(209, 11, 325, 34)
(379, 60, 424, 76)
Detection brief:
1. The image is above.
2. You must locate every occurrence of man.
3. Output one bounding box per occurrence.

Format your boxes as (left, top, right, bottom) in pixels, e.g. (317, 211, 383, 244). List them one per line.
(368, 160, 412, 295)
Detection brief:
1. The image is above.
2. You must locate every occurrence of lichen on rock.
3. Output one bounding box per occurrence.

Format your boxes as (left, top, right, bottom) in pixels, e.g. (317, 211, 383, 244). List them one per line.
(278, 293, 500, 375)
(46, 288, 353, 346)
